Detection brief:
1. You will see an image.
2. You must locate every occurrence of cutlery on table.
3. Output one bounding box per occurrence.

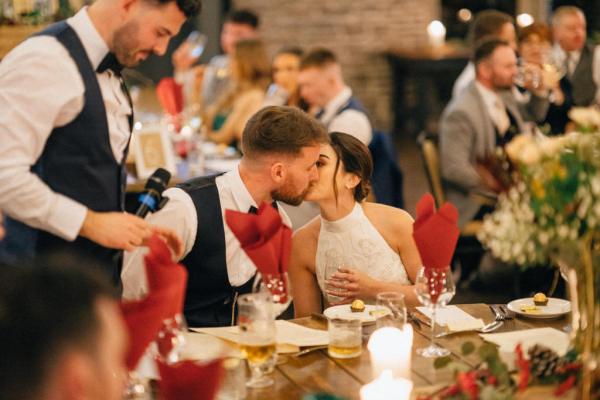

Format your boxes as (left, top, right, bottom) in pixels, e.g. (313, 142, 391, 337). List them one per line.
(489, 305, 506, 321)
(435, 320, 504, 338)
(292, 345, 328, 357)
(499, 305, 515, 319)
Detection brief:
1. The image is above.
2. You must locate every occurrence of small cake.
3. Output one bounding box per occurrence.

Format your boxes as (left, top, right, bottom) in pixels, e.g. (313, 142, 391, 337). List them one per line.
(533, 292, 548, 306)
(350, 299, 365, 313)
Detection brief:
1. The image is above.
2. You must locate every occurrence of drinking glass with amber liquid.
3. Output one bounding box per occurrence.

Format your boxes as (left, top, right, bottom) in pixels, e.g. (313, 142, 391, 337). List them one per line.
(328, 318, 362, 359)
(238, 292, 276, 388)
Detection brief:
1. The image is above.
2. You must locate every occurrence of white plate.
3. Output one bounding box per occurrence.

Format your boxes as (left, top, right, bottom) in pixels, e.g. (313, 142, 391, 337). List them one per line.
(323, 304, 389, 324)
(507, 297, 571, 319)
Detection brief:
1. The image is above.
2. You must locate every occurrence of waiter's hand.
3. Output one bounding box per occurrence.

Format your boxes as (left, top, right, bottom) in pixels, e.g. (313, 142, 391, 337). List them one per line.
(147, 225, 184, 259)
(79, 210, 152, 252)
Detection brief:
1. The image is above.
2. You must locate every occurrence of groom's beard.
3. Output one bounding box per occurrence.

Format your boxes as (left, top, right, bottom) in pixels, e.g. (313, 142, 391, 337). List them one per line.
(271, 182, 312, 206)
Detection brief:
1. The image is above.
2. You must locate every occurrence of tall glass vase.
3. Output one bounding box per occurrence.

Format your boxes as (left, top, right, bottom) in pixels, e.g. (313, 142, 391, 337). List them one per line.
(555, 231, 600, 400)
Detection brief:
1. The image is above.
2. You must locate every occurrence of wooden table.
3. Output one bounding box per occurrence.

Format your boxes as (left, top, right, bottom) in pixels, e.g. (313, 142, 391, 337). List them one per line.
(239, 304, 573, 400)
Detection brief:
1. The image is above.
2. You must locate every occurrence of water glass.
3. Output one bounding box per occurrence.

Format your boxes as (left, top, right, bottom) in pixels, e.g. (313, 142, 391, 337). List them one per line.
(375, 292, 407, 329)
(216, 357, 247, 400)
(328, 318, 362, 359)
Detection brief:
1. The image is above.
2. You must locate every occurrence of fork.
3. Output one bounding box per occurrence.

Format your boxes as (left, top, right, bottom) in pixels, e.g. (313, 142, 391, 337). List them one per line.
(499, 305, 515, 320)
(489, 305, 505, 321)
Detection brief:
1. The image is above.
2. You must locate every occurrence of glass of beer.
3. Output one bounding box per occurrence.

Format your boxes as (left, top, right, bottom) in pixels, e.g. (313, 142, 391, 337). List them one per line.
(238, 292, 276, 388)
(328, 318, 362, 359)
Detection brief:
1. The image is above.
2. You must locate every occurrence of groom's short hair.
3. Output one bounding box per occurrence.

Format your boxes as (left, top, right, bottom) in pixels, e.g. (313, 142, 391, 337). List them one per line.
(241, 106, 328, 157)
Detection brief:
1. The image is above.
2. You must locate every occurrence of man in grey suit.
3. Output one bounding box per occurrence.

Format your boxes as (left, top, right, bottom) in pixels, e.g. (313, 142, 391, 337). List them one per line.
(440, 39, 549, 228)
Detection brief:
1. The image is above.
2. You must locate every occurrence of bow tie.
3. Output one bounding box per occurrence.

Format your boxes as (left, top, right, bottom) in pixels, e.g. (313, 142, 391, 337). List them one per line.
(248, 202, 278, 214)
(97, 52, 124, 75)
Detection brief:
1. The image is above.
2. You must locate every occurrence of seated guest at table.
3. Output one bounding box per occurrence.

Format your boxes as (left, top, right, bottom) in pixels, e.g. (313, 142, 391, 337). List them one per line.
(204, 39, 271, 147)
(440, 38, 549, 229)
(298, 48, 372, 145)
(173, 9, 260, 110)
(289, 132, 420, 317)
(548, 6, 600, 134)
(0, 256, 127, 400)
(453, 10, 517, 99)
(122, 106, 328, 327)
(263, 47, 309, 110)
(518, 23, 566, 134)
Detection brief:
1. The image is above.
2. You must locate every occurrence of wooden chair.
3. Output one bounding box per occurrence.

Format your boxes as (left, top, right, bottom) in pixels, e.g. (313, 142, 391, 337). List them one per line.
(416, 131, 485, 284)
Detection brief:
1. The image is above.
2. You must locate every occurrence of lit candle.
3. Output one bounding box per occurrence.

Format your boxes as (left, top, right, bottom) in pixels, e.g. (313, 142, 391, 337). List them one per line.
(360, 370, 413, 400)
(367, 326, 413, 380)
(427, 20, 446, 48)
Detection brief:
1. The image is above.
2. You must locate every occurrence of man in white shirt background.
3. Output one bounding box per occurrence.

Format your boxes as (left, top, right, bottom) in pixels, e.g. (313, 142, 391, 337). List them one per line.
(122, 106, 328, 327)
(298, 48, 373, 145)
(0, 0, 198, 280)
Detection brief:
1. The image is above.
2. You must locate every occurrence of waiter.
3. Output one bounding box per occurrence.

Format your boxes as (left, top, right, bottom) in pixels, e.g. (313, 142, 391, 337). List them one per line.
(0, 0, 199, 281)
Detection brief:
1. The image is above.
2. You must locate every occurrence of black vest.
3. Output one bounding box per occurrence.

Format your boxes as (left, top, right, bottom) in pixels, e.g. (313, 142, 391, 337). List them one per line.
(0, 22, 130, 284)
(178, 175, 254, 327)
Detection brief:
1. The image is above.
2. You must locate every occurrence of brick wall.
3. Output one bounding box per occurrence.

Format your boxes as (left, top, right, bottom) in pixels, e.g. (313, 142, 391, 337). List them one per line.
(233, 0, 441, 131)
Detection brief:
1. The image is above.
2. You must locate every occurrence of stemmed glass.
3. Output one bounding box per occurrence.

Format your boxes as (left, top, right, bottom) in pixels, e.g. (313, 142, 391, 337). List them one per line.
(238, 292, 277, 388)
(155, 313, 188, 364)
(414, 266, 455, 358)
(253, 272, 292, 318)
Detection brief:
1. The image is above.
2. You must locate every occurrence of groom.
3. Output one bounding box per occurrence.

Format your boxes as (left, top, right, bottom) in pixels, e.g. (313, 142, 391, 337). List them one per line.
(122, 106, 328, 327)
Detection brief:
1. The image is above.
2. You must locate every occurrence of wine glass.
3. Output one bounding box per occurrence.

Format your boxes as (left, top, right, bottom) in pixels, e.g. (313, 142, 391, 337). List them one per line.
(414, 266, 455, 358)
(375, 292, 407, 329)
(238, 292, 276, 388)
(253, 272, 292, 318)
(186, 31, 207, 59)
(155, 313, 188, 364)
(322, 250, 346, 304)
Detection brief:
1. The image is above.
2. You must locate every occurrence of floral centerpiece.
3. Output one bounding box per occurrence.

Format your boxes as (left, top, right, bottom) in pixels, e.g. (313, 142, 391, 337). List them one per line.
(477, 107, 600, 399)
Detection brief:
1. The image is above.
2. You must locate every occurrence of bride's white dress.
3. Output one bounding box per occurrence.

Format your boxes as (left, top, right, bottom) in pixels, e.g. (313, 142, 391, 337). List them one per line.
(315, 203, 410, 303)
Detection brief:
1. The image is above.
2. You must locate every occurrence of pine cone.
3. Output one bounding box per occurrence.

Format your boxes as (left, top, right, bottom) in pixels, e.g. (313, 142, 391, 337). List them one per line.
(528, 344, 560, 380)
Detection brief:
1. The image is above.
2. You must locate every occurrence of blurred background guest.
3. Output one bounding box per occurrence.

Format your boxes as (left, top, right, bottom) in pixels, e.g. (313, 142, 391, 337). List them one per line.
(204, 39, 271, 147)
(452, 9, 517, 99)
(549, 5, 600, 134)
(518, 22, 566, 134)
(290, 132, 420, 317)
(263, 46, 309, 110)
(0, 211, 4, 241)
(298, 48, 372, 145)
(0, 255, 127, 400)
(173, 9, 260, 111)
(440, 38, 549, 229)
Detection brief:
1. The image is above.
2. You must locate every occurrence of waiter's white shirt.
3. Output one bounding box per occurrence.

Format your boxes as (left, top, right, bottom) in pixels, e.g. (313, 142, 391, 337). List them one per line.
(318, 86, 372, 145)
(121, 167, 292, 300)
(0, 7, 131, 240)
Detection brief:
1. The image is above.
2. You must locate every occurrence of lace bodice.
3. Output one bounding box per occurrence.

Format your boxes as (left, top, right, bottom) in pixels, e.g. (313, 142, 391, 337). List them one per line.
(315, 203, 410, 303)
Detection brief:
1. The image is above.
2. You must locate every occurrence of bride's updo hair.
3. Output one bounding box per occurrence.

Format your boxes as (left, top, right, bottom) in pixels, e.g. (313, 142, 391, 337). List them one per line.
(330, 132, 373, 202)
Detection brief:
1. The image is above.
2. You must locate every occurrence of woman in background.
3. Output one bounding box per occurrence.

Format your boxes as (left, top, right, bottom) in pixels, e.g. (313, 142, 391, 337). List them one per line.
(289, 132, 421, 317)
(204, 39, 271, 147)
(263, 47, 308, 110)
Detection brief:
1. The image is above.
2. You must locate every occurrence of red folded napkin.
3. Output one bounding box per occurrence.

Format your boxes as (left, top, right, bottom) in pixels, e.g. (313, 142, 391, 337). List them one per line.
(156, 77, 184, 117)
(412, 193, 460, 302)
(157, 359, 224, 400)
(225, 202, 291, 303)
(120, 235, 188, 370)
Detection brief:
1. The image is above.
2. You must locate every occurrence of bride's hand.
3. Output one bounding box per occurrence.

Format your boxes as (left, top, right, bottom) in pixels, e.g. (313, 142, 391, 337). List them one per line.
(325, 267, 378, 304)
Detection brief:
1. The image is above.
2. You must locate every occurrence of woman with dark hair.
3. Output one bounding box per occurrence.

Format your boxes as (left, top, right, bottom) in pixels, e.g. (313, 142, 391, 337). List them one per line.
(289, 132, 421, 317)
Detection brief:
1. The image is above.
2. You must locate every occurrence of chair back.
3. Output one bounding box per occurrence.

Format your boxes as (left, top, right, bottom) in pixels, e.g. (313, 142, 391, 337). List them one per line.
(417, 131, 445, 208)
(368, 130, 404, 209)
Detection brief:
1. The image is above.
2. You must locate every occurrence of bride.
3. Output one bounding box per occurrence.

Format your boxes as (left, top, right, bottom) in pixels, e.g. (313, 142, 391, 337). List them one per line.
(289, 132, 421, 317)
